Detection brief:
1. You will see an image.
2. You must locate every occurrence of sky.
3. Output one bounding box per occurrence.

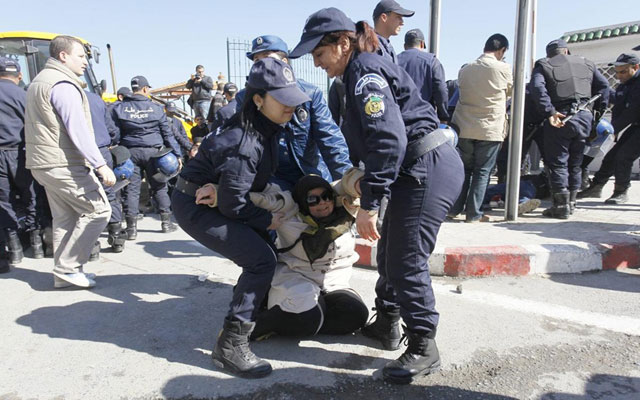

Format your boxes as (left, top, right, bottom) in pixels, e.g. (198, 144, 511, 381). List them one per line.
(3, 0, 638, 93)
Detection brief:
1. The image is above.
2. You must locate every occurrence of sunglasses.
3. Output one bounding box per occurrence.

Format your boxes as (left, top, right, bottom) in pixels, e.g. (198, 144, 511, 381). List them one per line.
(306, 190, 334, 207)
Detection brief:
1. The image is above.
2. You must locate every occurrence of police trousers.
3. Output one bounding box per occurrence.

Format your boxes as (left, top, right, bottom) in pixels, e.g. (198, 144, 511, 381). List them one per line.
(544, 110, 592, 192)
(375, 143, 464, 335)
(171, 190, 277, 322)
(31, 166, 111, 274)
(0, 149, 36, 232)
(99, 146, 122, 223)
(125, 147, 171, 217)
(592, 126, 640, 189)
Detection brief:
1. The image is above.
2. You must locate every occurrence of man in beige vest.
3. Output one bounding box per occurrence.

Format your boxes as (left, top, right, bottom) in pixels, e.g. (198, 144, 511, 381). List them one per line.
(25, 36, 115, 289)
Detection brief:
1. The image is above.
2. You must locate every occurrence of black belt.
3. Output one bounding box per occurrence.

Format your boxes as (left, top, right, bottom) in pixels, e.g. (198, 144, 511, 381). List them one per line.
(403, 128, 450, 167)
(175, 176, 201, 197)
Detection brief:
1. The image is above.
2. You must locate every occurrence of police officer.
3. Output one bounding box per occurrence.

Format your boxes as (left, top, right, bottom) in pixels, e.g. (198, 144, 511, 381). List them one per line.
(0, 57, 41, 265)
(530, 39, 609, 219)
(111, 76, 181, 237)
(86, 91, 126, 253)
(579, 53, 640, 204)
(397, 28, 449, 123)
(291, 8, 464, 384)
(209, 82, 238, 133)
(372, 0, 414, 63)
(236, 35, 352, 191)
(206, 81, 226, 127)
(165, 102, 193, 159)
(171, 58, 311, 378)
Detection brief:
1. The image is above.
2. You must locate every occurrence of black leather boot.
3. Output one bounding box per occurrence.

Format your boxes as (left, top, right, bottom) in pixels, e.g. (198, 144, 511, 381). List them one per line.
(361, 299, 401, 350)
(125, 216, 137, 240)
(29, 229, 44, 259)
(5, 228, 23, 264)
(382, 327, 441, 385)
(577, 181, 604, 199)
(543, 191, 570, 219)
(107, 222, 126, 253)
(604, 185, 629, 204)
(569, 190, 578, 214)
(89, 241, 101, 261)
(160, 212, 177, 233)
(580, 168, 591, 191)
(212, 318, 273, 379)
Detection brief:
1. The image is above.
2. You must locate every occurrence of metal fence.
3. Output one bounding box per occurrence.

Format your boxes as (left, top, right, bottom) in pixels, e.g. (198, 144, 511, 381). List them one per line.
(226, 38, 331, 99)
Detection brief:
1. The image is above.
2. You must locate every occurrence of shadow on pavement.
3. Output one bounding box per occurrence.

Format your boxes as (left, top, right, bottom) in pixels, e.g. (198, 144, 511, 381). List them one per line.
(548, 269, 640, 294)
(494, 221, 640, 244)
(540, 373, 640, 399)
(136, 239, 214, 259)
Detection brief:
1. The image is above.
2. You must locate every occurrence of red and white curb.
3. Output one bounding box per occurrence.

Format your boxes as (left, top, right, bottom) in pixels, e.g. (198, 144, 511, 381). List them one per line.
(355, 239, 640, 276)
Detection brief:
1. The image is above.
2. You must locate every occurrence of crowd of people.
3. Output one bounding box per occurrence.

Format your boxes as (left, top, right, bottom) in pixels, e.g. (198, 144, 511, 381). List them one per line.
(1, 0, 638, 386)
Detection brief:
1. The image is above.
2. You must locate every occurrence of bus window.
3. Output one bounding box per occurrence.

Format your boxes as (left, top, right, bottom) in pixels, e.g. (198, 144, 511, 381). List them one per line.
(0, 38, 31, 87)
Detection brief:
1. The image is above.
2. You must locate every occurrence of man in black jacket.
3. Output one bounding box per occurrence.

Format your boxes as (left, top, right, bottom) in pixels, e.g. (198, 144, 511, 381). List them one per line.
(186, 65, 214, 119)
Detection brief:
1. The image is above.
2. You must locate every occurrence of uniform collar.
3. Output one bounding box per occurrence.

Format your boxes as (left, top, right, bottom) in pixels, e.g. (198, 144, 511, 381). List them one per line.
(252, 109, 281, 139)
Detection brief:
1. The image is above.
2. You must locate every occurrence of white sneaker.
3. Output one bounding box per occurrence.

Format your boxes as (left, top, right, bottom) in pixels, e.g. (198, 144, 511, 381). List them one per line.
(53, 272, 96, 289)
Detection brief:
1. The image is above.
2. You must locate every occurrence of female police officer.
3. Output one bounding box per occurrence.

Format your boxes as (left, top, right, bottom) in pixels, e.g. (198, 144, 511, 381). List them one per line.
(171, 58, 310, 379)
(290, 8, 464, 384)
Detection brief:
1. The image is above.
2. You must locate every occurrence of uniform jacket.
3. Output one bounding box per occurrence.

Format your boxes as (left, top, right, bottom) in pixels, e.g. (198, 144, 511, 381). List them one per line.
(452, 53, 513, 141)
(179, 112, 279, 231)
(111, 94, 180, 156)
(168, 115, 192, 156)
(0, 79, 26, 148)
(376, 34, 397, 63)
(210, 98, 237, 132)
(610, 69, 640, 134)
(185, 75, 214, 102)
(398, 48, 450, 121)
(86, 91, 119, 148)
(236, 79, 352, 182)
(24, 58, 93, 169)
(207, 91, 226, 123)
(342, 51, 440, 211)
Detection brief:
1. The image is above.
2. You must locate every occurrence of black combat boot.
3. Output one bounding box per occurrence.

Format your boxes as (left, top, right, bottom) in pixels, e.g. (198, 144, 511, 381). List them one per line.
(382, 327, 441, 385)
(160, 212, 177, 233)
(604, 185, 629, 204)
(30, 229, 44, 259)
(125, 216, 137, 240)
(569, 190, 578, 214)
(543, 191, 570, 219)
(5, 228, 23, 264)
(361, 299, 402, 350)
(212, 318, 273, 379)
(42, 226, 53, 257)
(580, 168, 591, 191)
(577, 181, 604, 199)
(88, 241, 101, 261)
(0, 253, 9, 274)
(107, 222, 126, 253)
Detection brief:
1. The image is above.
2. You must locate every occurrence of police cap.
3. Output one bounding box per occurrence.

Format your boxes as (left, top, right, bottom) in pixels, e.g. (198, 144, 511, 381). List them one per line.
(246, 35, 289, 60)
(610, 53, 640, 66)
(223, 82, 238, 95)
(165, 102, 178, 112)
(117, 86, 133, 97)
(404, 28, 425, 45)
(0, 57, 21, 73)
(373, 0, 415, 20)
(131, 75, 151, 91)
(289, 7, 356, 59)
(247, 58, 310, 107)
(545, 39, 568, 57)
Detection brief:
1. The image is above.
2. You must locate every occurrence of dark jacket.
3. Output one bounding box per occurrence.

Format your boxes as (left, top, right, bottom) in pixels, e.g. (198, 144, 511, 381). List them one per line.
(207, 91, 226, 123)
(86, 91, 119, 148)
(342, 51, 440, 211)
(111, 94, 180, 156)
(168, 115, 192, 156)
(611, 69, 640, 134)
(398, 48, 450, 121)
(211, 98, 237, 132)
(179, 112, 279, 230)
(0, 79, 26, 148)
(236, 79, 352, 182)
(376, 34, 397, 63)
(186, 75, 214, 102)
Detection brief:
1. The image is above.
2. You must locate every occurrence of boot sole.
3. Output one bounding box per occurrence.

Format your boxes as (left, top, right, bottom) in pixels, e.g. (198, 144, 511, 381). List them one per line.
(212, 357, 272, 379)
(361, 330, 401, 351)
(383, 361, 441, 385)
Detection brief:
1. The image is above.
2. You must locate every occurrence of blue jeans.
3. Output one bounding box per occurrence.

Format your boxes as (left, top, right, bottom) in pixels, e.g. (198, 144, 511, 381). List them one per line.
(192, 100, 210, 119)
(450, 138, 502, 221)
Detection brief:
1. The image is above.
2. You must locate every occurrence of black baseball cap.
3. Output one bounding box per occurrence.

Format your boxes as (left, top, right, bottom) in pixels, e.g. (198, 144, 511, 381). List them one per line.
(545, 39, 568, 56)
(373, 0, 415, 20)
(404, 28, 425, 44)
(289, 7, 356, 59)
(0, 57, 20, 73)
(223, 82, 238, 94)
(131, 75, 151, 90)
(117, 86, 133, 97)
(610, 53, 640, 66)
(165, 102, 177, 112)
(247, 58, 310, 107)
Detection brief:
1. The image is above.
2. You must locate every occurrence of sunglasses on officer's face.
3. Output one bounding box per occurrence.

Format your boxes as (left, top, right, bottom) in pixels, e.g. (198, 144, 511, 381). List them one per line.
(306, 190, 334, 207)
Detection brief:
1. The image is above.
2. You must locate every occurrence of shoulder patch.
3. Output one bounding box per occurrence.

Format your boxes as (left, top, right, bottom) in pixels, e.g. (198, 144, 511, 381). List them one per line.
(295, 106, 309, 122)
(355, 73, 389, 96)
(363, 93, 385, 119)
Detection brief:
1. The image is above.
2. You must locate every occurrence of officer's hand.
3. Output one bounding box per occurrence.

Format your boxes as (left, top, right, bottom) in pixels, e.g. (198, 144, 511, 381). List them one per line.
(96, 165, 116, 187)
(267, 212, 285, 230)
(549, 112, 566, 128)
(195, 184, 217, 206)
(356, 208, 380, 241)
(189, 144, 199, 159)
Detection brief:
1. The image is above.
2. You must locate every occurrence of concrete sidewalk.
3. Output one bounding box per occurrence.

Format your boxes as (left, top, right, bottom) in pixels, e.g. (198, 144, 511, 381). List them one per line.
(356, 181, 640, 276)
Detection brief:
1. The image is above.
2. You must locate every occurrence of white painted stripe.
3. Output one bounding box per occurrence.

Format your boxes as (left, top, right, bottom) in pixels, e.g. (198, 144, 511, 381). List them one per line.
(435, 283, 640, 336)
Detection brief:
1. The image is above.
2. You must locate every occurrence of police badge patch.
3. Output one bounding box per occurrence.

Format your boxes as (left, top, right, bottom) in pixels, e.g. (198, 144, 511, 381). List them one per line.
(283, 67, 294, 83)
(256, 37, 264, 45)
(363, 93, 385, 118)
(355, 73, 388, 95)
(296, 106, 309, 122)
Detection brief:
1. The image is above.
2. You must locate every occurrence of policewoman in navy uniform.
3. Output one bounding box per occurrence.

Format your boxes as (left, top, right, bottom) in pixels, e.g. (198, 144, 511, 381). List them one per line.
(171, 58, 311, 379)
(290, 8, 464, 384)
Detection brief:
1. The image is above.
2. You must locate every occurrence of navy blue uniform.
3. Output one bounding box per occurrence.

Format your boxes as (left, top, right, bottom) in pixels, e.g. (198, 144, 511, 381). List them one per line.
(376, 34, 397, 63)
(168, 116, 192, 157)
(591, 69, 640, 189)
(397, 48, 449, 121)
(342, 51, 464, 335)
(530, 55, 609, 192)
(236, 79, 352, 189)
(111, 94, 181, 217)
(0, 79, 36, 234)
(171, 112, 279, 321)
(210, 99, 237, 133)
